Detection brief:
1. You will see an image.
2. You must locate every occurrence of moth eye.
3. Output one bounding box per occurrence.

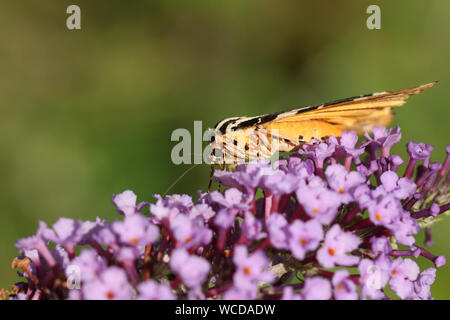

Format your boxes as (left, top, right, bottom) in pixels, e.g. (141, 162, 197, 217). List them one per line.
(210, 135, 215, 143)
(298, 135, 303, 141)
(233, 140, 238, 146)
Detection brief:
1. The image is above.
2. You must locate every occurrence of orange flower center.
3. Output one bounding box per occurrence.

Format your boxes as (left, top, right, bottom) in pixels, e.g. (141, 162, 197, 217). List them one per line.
(312, 208, 319, 213)
(328, 248, 336, 256)
(243, 266, 251, 275)
(337, 284, 344, 291)
(375, 213, 382, 221)
(184, 236, 192, 243)
(224, 249, 230, 258)
(130, 237, 138, 244)
(338, 188, 344, 194)
(106, 291, 115, 299)
(391, 270, 397, 275)
(299, 237, 308, 245)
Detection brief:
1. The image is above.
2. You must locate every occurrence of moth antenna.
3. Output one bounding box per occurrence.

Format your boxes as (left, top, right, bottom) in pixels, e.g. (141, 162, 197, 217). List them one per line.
(163, 164, 200, 197)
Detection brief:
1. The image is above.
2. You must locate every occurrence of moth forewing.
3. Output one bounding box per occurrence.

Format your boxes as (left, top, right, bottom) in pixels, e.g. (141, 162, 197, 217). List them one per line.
(224, 130, 248, 164)
(263, 120, 344, 147)
(209, 126, 283, 165)
(209, 82, 437, 165)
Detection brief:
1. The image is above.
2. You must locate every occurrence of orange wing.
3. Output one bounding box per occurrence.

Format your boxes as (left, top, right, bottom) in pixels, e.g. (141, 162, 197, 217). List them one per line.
(262, 82, 437, 144)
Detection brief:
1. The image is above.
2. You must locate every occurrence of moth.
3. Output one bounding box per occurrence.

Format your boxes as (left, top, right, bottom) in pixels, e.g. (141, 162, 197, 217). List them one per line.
(208, 82, 437, 166)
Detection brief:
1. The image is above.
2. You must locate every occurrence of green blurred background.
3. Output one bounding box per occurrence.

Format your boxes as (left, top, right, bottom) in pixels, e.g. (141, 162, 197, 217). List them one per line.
(1, 0, 449, 298)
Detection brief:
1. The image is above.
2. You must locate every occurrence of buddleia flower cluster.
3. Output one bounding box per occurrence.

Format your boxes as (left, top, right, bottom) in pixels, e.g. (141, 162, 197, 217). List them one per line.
(3, 126, 449, 300)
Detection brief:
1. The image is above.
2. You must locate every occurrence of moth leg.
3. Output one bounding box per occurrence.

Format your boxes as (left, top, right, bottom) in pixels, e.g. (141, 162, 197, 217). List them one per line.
(217, 163, 225, 192)
(207, 164, 215, 193)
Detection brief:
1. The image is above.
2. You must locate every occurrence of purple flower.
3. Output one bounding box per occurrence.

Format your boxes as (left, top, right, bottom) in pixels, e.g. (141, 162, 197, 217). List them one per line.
(137, 280, 176, 300)
(281, 156, 315, 178)
(45, 218, 100, 251)
(409, 268, 436, 300)
(209, 188, 252, 213)
(325, 164, 365, 202)
(241, 212, 266, 240)
(389, 258, 420, 299)
(170, 214, 212, 248)
(352, 183, 372, 208)
(214, 160, 274, 190)
(233, 246, 273, 290)
(170, 248, 210, 289)
(115, 246, 139, 263)
(83, 267, 134, 300)
(267, 213, 289, 249)
(16, 221, 57, 268)
(373, 171, 416, 200)
(68, 248, 107, 282)
(389, 154, 404, 171)
(51, 245, 70, 269)
(288, 219, 323, 260)
(260, 171, 301, 195)
(214, 209, 236, 230)
(332, 270, 358, 300)
(368, 195, 402, 227)
(48, 218, 79, 244)
(187, 287, 206, 300)
(281, 286, 302, 300)
(301, 277, 332, 300)
(223, 286, 257, 300)
(407, 141, 433, 161)
(112, 214, 159, 246)
(150, 194, 193, 222)
(299, 141, 336, 170)
(150, 200, 179, 223)
(356, 159, 379, 177)
(164, 194, 194, 210)
(304, 175, 327, 188)
(359, 255, 391, 300)
(339, 131, 364, 159)
(6, 125, 449, 301)
(296, 185, 341, 225)
(92, 221, 118, 247)
(16, 221, 54, 251)
(317, 225, 360, 268)
(112, 190, 138, 216)
(112, 247, 142, 284)
(390, 213, 419, 246)
(21, 249, 39, 272)
(370, 236, 392, 255)
(430, 203, 440, 217)
(362, 126, 401, 156)
(189, 204, 215, 221)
